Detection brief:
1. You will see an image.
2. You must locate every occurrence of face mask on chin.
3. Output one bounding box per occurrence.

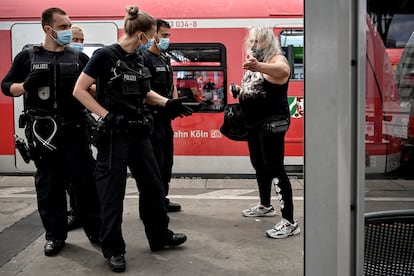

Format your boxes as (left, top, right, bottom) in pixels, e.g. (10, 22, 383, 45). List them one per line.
(157, 38, 170, 51)
(50, 28, 72, 46)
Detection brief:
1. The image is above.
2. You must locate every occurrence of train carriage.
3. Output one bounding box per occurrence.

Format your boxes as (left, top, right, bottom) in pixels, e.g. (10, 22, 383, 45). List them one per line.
(0, 0, 407, 176)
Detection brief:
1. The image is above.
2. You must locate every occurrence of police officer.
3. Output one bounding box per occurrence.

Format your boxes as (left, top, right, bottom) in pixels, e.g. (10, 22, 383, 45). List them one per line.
(142, 19, 182, 212)
(65, 24, 86, 231)
(70, 25, 85, 52)
(73, 6, 192, 273)
(1, 7, 101, 256)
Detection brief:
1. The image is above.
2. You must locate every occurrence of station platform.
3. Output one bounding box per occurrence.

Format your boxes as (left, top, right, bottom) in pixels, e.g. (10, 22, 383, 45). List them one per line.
(0, 175, 413, 275)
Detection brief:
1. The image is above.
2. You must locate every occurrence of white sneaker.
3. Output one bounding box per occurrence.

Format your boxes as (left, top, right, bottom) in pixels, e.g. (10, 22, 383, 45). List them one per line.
(266, 218, 301, 239)
(242, 203, 276, 217)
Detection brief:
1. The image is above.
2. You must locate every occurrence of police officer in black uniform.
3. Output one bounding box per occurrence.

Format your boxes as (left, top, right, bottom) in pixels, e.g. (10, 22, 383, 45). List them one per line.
(142, 19, 182, 212)
(1, 7, 101, 256)
(73, 6, 192, 273)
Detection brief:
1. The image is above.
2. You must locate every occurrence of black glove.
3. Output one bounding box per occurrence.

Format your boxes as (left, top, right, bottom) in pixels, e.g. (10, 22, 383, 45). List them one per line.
(23, 70, 49, 91)
(85, 113, 98, 130)
(103, 112, 130, 131)
(165, 97, 193, 119)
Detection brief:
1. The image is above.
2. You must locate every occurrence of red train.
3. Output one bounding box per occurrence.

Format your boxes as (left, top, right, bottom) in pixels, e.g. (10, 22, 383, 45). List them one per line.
(0, 0, 410, 175)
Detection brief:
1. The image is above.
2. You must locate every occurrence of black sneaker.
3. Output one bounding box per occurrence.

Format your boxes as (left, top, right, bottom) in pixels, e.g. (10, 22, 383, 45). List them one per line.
(107, 254, 125, 272)
(44, 240, 65, 256)
(167, 201, 182, 212)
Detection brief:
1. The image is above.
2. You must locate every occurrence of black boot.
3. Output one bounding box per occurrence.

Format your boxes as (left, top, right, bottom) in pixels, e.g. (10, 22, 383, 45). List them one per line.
(44, 240, 65, 256)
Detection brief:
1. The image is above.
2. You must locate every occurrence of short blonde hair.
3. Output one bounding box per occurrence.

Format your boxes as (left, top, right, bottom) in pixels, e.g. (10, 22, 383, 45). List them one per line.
(71, 24, 83, 32)
(71, 24, 84, 43)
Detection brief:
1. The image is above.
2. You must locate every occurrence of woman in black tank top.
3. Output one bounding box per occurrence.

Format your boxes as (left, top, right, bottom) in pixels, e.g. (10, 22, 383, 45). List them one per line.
(235, 26, 301, 239)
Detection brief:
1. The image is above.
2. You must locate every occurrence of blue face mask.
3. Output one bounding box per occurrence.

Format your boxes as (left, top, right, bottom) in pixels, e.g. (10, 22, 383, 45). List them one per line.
(138, 39, 154, 51)
(50, 28, 72, 46)
(70, 42, 84, 52)
(157, 38, 170, 51)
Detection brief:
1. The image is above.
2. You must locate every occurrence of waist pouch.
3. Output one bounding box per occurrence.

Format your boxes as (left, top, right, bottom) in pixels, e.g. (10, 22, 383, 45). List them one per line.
(263, 116, 290, 133)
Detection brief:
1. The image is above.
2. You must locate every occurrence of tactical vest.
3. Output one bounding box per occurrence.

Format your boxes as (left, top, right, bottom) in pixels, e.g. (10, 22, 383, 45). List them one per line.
(97, 45, 151, 120)
(25, 45, 85, 117)
(143, 51, 173, 98)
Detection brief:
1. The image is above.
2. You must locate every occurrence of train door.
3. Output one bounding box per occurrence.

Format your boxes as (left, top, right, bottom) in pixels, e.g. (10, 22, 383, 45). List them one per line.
(279, 28, 305, 168)
(11, 22, 118, 171)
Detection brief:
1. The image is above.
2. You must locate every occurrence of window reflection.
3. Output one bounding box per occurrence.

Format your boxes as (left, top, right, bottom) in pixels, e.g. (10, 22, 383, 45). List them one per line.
(280, 30, 304, 80)
(166, 43, 226, 112)
(175, 70, 225, 111)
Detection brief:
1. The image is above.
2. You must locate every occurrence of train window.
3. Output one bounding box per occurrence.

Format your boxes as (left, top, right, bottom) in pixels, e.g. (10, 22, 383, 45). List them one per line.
(367, 0, 414, 48)
(166, 43, 226, 112)
(82, 44, 105, 57)
(279, 30, 304, 80)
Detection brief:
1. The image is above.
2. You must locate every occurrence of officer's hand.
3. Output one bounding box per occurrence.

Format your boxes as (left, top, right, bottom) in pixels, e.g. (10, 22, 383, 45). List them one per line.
(23, 70, 49, 91)
(85, 113, 98, 131)
(103, 112, 130, 131)
(165, 97, 193, 119)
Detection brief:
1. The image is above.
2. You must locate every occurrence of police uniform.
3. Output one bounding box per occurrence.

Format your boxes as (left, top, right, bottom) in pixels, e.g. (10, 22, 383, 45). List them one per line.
(142, 50, 174, 199)
(84, 44, 172, 257)
(1, 45, 101, 243)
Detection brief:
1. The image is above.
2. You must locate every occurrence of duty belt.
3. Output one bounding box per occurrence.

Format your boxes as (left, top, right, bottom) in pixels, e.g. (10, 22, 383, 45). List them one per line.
(26, 109, 86, 125)
(128, 117, 151, 128)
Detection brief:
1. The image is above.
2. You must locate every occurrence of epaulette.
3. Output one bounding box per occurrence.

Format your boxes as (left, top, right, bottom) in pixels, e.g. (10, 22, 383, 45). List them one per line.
(32, 44, 44, 52)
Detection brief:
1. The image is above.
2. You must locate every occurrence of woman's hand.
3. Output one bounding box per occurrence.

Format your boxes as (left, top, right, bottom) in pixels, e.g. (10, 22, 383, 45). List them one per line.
(242, 55, 262, 72)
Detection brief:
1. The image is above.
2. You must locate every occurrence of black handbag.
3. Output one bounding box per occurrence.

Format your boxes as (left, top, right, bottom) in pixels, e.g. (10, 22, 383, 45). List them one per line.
(220, 103, 248, 141)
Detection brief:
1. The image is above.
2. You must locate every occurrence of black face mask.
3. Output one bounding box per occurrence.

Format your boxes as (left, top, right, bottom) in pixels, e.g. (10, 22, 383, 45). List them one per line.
(251, 47, 265, 62)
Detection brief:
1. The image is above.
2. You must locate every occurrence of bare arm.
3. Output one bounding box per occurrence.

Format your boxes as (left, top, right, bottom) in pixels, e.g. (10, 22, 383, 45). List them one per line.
(242, 54, 290, 85)
(73, 72, 109, 118)
(88, 84, 97, 98)
(9, 83, 26, 97)
(145, 90, 169, 106)
(172, 85, 178, 99)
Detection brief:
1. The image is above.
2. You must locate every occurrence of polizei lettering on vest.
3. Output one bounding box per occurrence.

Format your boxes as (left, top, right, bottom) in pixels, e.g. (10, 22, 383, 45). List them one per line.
(123, 74, 137, 81)
(32, 63, 49, 70)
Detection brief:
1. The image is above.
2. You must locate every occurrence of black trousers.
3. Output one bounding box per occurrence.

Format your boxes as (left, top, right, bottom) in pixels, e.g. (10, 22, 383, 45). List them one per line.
(29, 120, 101, 241)
(95, 131, 170, 258)
(150, 115, 174, 196)
(247, 127, 294, 222)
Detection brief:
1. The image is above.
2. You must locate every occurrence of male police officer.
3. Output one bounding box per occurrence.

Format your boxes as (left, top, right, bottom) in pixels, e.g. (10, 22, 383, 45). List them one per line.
(1, 7, 101, 256)
(70, 25, 85, 52)
(64, 24, 86, 231)
(142, 19, 182, 212)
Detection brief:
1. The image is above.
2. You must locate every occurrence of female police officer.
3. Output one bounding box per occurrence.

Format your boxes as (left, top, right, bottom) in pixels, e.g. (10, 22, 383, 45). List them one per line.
(73, 6, 191, 273)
